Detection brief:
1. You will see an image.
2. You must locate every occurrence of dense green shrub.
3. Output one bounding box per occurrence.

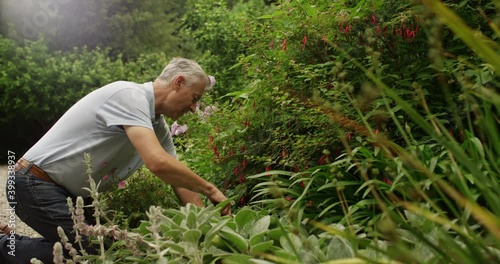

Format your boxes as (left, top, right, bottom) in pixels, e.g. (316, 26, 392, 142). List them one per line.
(179, 0, 499, 205)
(182, 0, 272, 96)
(172, 0, 500, 262)
(0, 0, 198, 59)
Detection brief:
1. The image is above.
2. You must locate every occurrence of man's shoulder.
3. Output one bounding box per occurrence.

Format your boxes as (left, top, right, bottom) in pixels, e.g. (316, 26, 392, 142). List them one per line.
(102, 80, 144, 91)
(89, 81, 147, 101)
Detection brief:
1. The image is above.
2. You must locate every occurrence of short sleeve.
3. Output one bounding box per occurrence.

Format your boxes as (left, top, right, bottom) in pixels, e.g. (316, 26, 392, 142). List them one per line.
(97, 88, 153, 130)
(154, 117, 177, 159)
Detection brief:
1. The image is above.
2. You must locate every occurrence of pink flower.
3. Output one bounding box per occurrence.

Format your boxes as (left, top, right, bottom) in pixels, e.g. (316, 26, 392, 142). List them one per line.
(118, 181, 126, 189)
(102, 175, 108, 181)
(171, 121, 188, 136)
(199, 105, 219, 121)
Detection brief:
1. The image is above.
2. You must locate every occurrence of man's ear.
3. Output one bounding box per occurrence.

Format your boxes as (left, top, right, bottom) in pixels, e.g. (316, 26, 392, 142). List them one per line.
(174, 75, 185, 91)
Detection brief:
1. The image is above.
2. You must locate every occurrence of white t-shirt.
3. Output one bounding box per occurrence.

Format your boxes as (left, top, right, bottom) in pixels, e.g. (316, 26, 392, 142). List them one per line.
(24, 81, 176, 197)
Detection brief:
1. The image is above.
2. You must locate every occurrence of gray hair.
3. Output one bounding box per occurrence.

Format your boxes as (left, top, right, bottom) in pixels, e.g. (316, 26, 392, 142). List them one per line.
(157, 57, 210, 90)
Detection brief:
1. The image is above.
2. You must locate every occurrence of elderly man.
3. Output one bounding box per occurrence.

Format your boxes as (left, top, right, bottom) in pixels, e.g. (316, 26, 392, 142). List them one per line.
(1, 57, 230, 263)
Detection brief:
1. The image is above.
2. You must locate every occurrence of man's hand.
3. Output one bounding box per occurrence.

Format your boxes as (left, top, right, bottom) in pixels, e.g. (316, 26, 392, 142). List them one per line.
(204, 184, 232, 216)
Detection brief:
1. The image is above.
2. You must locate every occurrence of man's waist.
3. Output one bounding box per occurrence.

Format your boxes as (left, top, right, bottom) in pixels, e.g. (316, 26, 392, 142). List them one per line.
(15, 158, 55, 184)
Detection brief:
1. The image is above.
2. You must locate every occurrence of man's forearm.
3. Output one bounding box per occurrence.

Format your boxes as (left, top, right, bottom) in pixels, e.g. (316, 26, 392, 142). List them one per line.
(173, 186, 204, 207)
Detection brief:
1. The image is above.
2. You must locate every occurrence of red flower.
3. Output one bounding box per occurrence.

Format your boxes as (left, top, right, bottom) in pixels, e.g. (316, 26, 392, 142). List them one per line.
(301, 35, 307, 50)
(239, 173, 245, 184)
(222, 179, 229, 192)
(344, 25, 352, 37)
(382, 176, 393, 185)
(239, 195, 246, 205)
(370, 13, 378, 25)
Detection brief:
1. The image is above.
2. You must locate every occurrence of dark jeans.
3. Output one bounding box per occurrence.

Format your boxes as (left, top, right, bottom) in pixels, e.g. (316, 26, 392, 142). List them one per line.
(1, 167, 94, 264)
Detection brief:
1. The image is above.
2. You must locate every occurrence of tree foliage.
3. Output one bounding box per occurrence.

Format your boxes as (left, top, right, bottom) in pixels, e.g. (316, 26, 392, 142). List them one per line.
(0, 0, 197, 59)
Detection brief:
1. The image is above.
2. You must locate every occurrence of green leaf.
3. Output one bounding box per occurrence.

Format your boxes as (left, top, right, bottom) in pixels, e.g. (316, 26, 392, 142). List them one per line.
(326, 236, 354, 260)
(279, 233, 301, 253)
(220, 229, 249, 253)
(249, 215, 271, 237)
(164, 229, 183, 240)
(205, 218, 230, 245)
(184, 229, 202, 245)
(186, 210, 197, 229)
(138, 221, 151, 235)
(220, 254, 254, 264)
(235, 208, 258, 235)
(249, 231, 267, 246)
(251, 240, 274, 254)
(302, 5, 317, 17)
(274, 249, 299, 262)
(161, 241, 186, 255)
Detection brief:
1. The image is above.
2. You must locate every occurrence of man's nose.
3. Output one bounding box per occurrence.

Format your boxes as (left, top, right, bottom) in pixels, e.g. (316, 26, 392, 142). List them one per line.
(189, 104, 197, 113)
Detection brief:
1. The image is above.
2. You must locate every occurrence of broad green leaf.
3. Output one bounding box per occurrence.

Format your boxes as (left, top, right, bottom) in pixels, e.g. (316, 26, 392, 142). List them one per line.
(183, 229, 202, 245)
(164, 229, 182, 240)
(186, 210, 197, 229)
(274, 249, 299, 262)
(220, 229, 249, 253)
(160, 241, 185, 255)
(251, 240, 274, 254)
(138, 221, 151, 235)
(249, 215, 271, 237)
(220, 254, 254, 264)
(235, 208, 258, 234)
(205, 218, 230, 244)
(249, 231, 267, 246)
(279, 233, 301, 253)
(326, 236, 355, 260)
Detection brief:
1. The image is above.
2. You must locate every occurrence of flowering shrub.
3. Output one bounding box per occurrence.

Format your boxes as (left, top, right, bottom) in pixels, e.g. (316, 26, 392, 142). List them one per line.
(180, 0, 500, 263)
